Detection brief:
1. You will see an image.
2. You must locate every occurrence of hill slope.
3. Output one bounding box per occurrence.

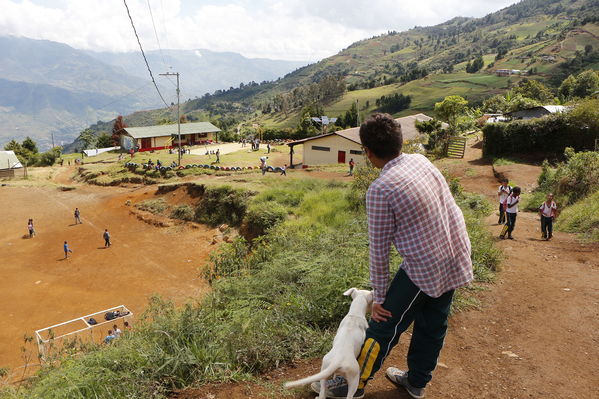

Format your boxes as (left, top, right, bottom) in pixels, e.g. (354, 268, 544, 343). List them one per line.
(0, 36, 306, 149)
(126, 0, 597, 132)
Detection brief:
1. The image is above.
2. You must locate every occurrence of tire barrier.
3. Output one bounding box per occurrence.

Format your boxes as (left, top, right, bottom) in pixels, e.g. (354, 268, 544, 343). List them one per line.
(266, 166, 274, 172)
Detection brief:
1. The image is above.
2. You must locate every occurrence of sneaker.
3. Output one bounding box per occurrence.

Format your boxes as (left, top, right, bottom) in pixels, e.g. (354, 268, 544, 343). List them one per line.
(385, 367, 425, 399)
(508, 235, 514, 240)
(310, 376, 364, 399)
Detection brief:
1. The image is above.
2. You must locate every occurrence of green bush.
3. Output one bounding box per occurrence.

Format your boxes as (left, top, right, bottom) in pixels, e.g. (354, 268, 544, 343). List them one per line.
(526, 149, 599, 209)
(557, 190, 599, 241)
(170, 204, 194, 221)
(136, 198, 168, 214)
(241, 201, 288, 240)
(194, 186, 252, 226)
(482, 111, 599, 157)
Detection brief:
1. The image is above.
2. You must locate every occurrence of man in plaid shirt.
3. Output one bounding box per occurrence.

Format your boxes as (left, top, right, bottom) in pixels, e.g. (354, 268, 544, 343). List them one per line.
(314, 114, 473, 399)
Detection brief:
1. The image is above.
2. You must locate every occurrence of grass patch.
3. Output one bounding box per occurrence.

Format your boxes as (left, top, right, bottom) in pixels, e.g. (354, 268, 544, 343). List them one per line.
(135, 198, 168, 214)
(557, 190, 599, 241)
(170, 204, 195, 221)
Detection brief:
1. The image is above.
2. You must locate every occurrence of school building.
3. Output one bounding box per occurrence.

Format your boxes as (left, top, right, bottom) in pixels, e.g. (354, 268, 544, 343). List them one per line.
(118, 122, 221, 152)
(287, 113, 436, 167)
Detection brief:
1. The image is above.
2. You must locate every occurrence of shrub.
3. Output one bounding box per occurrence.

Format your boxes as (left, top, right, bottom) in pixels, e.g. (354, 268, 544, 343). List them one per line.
(241, 201, 288, 240)
(170, 205, 194, 221)
(194, 186, 252, 226)
(136, 198, 168, 214)
(482, 111, 599, 158)
(557, 190, 599, 241)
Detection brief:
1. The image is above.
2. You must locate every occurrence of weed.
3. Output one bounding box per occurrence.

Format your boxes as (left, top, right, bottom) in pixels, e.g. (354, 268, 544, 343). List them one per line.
(136, 198, 168, 214)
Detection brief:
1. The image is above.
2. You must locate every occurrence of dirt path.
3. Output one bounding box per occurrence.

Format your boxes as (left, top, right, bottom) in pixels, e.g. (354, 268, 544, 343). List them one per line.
(176, 139, 599, 399)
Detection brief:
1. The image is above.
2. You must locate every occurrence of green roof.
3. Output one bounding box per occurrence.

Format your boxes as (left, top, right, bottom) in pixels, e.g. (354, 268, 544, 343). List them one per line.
(122, 122, 220, 139)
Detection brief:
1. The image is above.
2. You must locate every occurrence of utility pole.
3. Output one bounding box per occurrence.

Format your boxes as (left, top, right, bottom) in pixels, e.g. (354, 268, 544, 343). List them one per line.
(159, 72, 181, 165)
(51, 132, 55, 148)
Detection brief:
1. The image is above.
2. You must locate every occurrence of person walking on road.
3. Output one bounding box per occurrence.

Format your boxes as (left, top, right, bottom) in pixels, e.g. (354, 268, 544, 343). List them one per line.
(27, 219, 35, 238)
(313, 113, 472, 399)
(215, 149, 220, 163)
(267, 143, 271, 153)
(74, 208, 82, 224)
(497, 178, 511, 224)
(63, 241, 73, 259)
(539, 193, 557, 240)
(500, 186, 521, 240)
(103, 229, 111, 248)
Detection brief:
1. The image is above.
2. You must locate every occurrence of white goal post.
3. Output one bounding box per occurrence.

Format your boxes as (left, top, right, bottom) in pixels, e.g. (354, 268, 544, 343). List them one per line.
(35, 305, 133, 362)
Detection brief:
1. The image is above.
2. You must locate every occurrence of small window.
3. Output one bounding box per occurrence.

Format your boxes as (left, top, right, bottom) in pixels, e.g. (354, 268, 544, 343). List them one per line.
(312, 146, 330, 152)
(198, 132, 208, 138)
(350, 150, 363, 155)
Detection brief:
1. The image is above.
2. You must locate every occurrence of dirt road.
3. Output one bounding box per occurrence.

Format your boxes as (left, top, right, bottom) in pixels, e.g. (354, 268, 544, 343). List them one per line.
(177, 139, 599, 399)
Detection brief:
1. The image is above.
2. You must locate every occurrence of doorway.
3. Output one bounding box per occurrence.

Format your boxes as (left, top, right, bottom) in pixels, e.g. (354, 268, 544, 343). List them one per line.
(337, 150, 346, 163)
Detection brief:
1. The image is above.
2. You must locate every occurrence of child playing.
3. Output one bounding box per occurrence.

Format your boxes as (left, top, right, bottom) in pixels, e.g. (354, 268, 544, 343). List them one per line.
(500, 186, 521, 240)
(539, 193, 557, 240)
(497, 178, 511, 224)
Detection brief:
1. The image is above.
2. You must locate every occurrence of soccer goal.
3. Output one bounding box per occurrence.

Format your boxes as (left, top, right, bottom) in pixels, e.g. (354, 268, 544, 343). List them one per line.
(35, 305, 133, 362)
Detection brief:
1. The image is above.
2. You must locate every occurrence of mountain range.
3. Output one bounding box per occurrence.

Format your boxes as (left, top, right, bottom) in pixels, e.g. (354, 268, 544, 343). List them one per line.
(0, 36, 306, 149)
(108, 0, 597, 136)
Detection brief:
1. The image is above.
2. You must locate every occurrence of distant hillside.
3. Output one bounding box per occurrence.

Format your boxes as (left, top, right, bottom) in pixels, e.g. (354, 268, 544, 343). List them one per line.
(86, 49, 306, 99)
(120, 0, 597, 132)
(0, 36, 306, 149)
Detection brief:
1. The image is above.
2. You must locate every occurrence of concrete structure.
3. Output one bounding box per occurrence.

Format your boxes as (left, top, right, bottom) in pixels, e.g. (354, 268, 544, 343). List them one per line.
(506, 105, 567, 120)
(118, 122, 221, 152)
(287, 113, 437, 167)
(0, 150, 24, 178)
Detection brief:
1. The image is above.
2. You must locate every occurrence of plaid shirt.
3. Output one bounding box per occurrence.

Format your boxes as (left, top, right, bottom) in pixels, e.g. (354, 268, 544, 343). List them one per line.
(366, 154, 473, 303)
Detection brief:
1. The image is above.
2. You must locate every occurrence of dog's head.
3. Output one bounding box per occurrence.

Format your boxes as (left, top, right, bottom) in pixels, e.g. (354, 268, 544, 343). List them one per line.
(343, 288, 373, 305)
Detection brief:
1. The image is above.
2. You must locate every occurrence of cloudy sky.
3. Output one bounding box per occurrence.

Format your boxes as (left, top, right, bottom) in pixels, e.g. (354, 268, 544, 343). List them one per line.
(0, 0, 518, 61)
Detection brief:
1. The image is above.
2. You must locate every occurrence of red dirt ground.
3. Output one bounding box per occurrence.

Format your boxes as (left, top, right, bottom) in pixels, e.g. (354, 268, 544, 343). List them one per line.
(0, 174, 215, 372)
(174, 139, 599, 399)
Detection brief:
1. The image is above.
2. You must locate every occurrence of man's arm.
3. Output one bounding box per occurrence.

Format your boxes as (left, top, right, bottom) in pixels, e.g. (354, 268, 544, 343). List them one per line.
(366, 185, 395, 306)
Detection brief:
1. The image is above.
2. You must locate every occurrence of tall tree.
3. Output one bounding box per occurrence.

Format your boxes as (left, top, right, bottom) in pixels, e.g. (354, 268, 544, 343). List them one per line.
(434, 95, 468, 134)
(22, 137, 38, 154)
(111, 115, 128, 146)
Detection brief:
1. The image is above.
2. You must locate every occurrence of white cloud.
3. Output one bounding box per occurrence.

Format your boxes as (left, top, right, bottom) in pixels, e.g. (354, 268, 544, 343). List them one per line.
(0, 0, 518, 61)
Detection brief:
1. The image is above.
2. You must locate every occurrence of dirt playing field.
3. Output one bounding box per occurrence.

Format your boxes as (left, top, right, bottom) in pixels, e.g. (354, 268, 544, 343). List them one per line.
(0, 169, 217, 372)
(175, 139, 599, 399)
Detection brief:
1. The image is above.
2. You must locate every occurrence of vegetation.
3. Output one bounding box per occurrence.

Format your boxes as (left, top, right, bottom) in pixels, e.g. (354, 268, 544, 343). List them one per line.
(1, 162, 501, 398)
(482, 99, 599, 157)
(557, 190, 599, 241)
(522, 148, 599, 240)
(3, 137, 62, 167)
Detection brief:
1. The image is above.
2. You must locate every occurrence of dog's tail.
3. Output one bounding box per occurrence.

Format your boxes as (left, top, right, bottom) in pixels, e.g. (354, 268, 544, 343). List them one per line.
(284, 363, 338, 389)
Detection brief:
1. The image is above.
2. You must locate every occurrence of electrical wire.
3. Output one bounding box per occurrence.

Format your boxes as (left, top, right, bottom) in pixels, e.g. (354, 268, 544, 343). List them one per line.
(146, 0, 168, 69)
(122, 0, 169, 108)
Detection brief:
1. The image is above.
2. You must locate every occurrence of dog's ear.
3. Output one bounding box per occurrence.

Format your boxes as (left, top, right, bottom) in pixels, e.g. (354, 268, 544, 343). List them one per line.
(343, 288, 357, 298)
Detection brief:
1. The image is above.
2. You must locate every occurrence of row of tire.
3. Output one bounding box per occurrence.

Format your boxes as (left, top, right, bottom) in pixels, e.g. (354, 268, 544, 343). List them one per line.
(125, 162, 283, 173)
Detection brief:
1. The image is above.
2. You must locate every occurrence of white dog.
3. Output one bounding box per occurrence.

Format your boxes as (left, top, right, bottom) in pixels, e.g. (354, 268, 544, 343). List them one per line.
(285, 288, 373, 399)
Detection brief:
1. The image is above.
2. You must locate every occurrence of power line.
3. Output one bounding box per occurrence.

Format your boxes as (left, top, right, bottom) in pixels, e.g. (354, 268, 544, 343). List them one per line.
(146, 0, 168, 68)
(122, 0, 169, 108)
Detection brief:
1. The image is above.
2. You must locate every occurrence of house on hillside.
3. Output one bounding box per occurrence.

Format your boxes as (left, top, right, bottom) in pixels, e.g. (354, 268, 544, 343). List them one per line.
(506, 105, 568, 120)
(0, 150, 25, 178)
(287, 113, 437, 168)
(494, 69, 527, 77)
(118, 121, 221, 152)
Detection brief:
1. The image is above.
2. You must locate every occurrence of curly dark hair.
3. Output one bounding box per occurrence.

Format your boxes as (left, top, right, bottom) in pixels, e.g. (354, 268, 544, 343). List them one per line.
(359, 113, 402, 159)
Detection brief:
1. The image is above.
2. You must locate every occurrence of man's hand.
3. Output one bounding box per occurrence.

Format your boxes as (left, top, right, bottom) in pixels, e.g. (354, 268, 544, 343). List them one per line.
(371, 303, 393, 323)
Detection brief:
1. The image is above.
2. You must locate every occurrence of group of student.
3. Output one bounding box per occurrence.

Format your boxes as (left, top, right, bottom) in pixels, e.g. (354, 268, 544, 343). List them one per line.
(27, 208, 112, 258)
(497, 178, 557, 240)
(104, 321, 132, 344)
